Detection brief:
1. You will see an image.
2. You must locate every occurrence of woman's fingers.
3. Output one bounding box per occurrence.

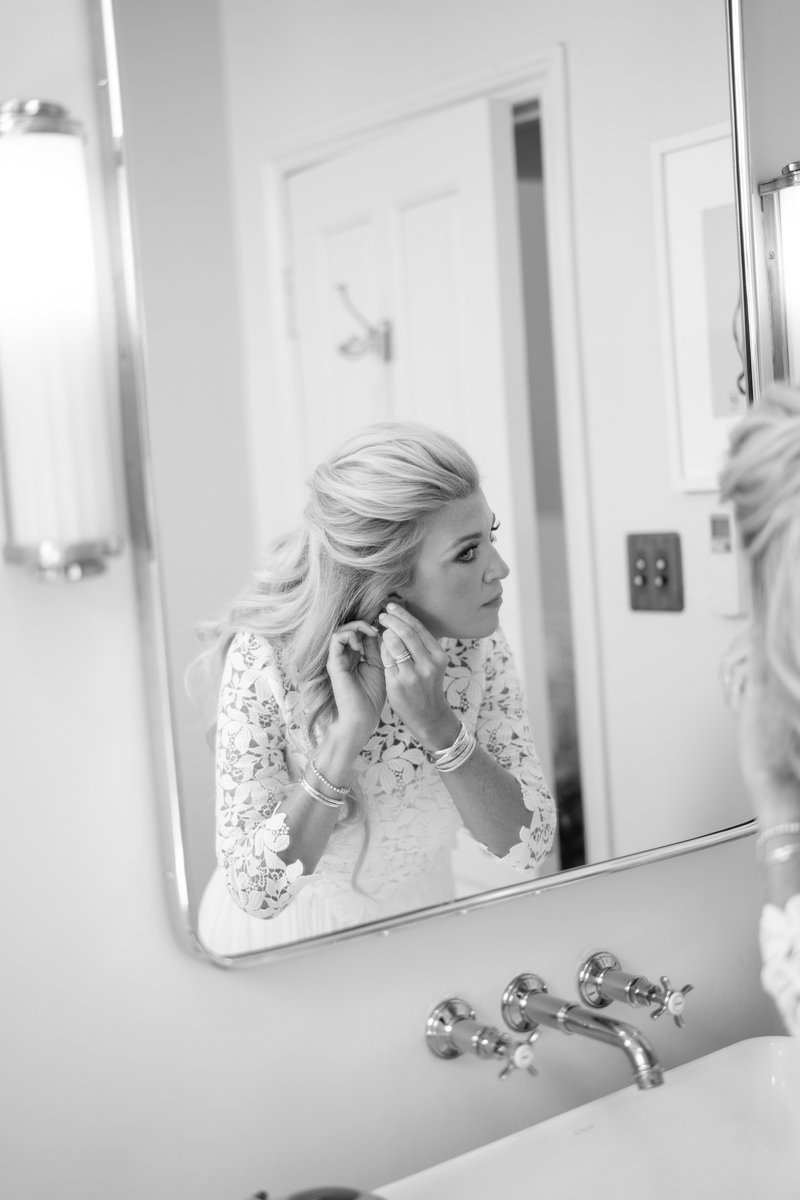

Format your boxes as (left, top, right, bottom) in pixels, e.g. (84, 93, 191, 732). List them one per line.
(378, 604, 445, 660)
(378, 613, 420, 658)
(328, 621, 379, 668)
(362, 632, 384, 668)
(337, 619, 379, 638)
(380, 628, 410, 669)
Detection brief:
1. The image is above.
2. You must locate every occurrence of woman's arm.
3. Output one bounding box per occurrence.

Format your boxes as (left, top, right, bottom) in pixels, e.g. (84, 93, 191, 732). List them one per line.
(216, 625, 384, 918)
(735, 666, 800, 1034)
(737, 669, 800, 906)
(377, 606, 556, 863)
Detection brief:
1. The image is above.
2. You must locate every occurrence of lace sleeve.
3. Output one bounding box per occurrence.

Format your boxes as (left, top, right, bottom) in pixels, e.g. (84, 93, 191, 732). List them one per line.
(760, 896, 800, 1036)
(215, 631, 309, 919)
(475, 629, 557, 873)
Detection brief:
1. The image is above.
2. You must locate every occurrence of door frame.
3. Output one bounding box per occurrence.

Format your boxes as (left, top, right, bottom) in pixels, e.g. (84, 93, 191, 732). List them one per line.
(262, 47, 614, 864)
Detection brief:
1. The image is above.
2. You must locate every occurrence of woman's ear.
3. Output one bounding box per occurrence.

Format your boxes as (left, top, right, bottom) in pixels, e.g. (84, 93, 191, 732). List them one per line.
(385, 590, 405, 607)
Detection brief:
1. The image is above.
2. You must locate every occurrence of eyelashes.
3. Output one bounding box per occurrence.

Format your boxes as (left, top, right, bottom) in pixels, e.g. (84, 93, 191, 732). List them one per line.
(456, 521, 501, 563)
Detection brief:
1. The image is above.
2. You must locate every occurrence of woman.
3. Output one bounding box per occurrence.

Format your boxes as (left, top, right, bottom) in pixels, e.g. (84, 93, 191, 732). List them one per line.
(720, 384, 800, 1034)
(198, 422, 557, 953)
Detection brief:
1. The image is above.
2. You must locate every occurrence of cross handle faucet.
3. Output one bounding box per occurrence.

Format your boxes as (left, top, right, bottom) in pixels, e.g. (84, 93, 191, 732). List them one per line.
(577, 950, 694, 1028)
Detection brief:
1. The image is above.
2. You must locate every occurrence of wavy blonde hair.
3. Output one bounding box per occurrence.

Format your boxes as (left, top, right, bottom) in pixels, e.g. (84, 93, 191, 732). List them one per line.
(196, 421, 480, 750)
(719, 384, 800, 782)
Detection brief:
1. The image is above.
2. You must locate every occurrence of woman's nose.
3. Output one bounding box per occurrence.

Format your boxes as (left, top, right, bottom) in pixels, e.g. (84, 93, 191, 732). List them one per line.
(485, 548, 510, 581)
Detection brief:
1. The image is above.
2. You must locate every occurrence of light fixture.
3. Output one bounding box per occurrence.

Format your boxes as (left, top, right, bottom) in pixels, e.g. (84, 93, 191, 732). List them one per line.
(0, 98, 121, 582)
(759, 161, 800, 388)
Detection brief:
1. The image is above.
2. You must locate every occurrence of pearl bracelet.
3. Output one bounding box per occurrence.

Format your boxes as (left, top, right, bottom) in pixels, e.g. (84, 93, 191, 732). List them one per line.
(761, 842, 800, 869)
(308, 759, 350, 797)
(755, 822, 800, 860)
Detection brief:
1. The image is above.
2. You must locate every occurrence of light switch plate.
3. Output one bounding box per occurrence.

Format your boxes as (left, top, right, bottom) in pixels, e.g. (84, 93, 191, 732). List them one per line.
(627, 532, 684, 611)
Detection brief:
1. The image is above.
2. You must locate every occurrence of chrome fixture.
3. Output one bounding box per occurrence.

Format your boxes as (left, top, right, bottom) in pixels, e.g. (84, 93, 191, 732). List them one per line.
(577, 950, 693, 1028)
(759, 161, 800, 385)
(0, 98, 121, 582)
(426, 997, 539, 1081)
(335, 284, 392, 363)
(266, 1189, 386, 1199)
(501, 973, 664, 1090)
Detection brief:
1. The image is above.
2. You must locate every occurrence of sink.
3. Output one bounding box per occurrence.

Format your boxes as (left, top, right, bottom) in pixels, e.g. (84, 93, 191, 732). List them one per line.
(378, 1037, 800, 1199)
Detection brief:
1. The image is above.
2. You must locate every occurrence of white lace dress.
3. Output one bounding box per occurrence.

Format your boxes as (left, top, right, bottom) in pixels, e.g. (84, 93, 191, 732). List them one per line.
(198, 626, 557, 954)
(760, 897, 800, 1036)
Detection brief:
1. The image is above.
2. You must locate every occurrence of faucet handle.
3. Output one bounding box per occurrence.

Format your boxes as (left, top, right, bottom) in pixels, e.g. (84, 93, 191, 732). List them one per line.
(425, 996, 540, 1082)
(577, 950, 693, 1029)
(649, 976, 694, 1028)
(497, 1030, 540, 1081)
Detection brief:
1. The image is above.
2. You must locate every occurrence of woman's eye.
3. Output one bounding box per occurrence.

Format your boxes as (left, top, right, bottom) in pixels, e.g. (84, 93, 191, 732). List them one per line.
(490, 521, 500, 544)
(457, 543, 479, 563)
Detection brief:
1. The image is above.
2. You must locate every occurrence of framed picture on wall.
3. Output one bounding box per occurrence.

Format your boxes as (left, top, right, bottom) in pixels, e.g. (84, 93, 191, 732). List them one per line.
(653, 124, 747, 492)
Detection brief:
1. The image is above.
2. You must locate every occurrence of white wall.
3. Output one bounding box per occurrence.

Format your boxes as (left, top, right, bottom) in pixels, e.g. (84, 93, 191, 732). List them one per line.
(0, 4, 785, 1199)
(217, 0, 751, 861)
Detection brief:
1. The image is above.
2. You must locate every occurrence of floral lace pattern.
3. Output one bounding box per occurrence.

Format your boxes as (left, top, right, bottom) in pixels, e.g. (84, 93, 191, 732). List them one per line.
(760, 895, 800, 1036)
(215, 627, 556, 926)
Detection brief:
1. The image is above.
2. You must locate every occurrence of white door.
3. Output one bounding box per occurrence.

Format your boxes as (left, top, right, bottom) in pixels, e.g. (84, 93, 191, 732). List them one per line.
(286, 98, 554, 785)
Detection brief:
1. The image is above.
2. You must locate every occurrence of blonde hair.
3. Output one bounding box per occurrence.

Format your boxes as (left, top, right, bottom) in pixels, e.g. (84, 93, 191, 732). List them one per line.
(719, 384, 800, 782)
(196, 421, 480, 750)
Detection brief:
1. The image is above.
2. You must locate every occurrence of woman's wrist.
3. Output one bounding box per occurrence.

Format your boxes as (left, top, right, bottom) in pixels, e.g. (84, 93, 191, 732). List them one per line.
(418, 710, 462, 754)
(317, 722, 365, 784)
(748, 775, 800, 829)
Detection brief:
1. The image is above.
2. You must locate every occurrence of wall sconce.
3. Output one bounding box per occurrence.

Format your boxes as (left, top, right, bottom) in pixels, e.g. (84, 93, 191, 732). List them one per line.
(0, 99, 121, 582)
(759, 161, 800, 387)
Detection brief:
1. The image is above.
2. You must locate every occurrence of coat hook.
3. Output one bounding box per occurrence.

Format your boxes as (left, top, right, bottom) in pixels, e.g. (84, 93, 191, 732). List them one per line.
(335, 283, 392, 363)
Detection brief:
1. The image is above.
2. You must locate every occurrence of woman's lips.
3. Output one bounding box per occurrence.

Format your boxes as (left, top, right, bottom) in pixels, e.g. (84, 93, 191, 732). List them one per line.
(483, 593, 503, 607)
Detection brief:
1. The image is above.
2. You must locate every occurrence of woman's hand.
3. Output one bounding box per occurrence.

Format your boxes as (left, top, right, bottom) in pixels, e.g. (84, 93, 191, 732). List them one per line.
(378, 603, 460, 749)
(326, 620, 386, 747)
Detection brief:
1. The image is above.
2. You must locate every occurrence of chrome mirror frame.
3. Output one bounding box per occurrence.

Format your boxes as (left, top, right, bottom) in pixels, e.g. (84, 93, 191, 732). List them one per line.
(726, 0, 763, 404)
(89, 0, 197, 956)
(90, 0, 757, 968)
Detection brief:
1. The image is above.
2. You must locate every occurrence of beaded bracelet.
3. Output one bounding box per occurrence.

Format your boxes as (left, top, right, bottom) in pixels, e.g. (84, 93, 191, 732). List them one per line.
(299, 775, 344, 809)
(755, 822, 800, 860)
(308, 759, 350, 797)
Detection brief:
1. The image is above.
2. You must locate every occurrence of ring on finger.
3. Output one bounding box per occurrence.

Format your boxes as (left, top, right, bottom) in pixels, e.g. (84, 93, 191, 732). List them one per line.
(393, 652, 412, 665)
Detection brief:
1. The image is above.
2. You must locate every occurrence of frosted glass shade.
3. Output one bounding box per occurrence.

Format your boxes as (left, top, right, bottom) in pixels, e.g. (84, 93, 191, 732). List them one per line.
(0, 101, 120, 581)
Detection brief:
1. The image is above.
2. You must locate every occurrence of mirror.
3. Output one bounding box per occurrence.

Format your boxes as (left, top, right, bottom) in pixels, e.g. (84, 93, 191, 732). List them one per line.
(100, 0, 754, 961)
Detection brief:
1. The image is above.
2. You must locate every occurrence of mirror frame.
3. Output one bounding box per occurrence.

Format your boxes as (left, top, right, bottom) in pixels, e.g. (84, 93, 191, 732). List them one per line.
(726, 0, 763, 406)
(90, 0, 757, 966)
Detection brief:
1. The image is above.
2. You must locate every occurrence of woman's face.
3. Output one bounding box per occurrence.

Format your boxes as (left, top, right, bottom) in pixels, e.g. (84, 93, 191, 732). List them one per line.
(397, 489, 510, 639)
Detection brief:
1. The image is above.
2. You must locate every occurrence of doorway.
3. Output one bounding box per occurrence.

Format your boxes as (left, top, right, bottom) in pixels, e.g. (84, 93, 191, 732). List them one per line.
(515, 110, 585, 869)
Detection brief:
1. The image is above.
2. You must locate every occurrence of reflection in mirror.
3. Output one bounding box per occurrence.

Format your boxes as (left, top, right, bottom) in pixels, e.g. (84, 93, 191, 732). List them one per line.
(104, 0, 754, 960)
(197, 427, 559, 953)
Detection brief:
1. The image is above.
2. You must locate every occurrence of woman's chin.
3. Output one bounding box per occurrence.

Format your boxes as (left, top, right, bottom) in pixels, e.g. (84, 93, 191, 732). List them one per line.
(437, 610, 501, 641)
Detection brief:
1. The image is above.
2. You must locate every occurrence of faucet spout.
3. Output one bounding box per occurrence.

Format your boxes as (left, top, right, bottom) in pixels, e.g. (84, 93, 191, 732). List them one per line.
(523, 991, 664, 1090)
(558, 1004, 664, 1089)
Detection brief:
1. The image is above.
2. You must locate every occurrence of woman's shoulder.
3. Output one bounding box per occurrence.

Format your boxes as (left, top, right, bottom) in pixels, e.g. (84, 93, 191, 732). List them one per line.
(223, 630, 296, 699)
(225, 628, 278, 670)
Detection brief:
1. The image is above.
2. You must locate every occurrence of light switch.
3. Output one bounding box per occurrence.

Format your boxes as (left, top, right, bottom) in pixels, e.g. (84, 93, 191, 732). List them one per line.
(710, 512, 748, 617)
(627, 533, 684, 611)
